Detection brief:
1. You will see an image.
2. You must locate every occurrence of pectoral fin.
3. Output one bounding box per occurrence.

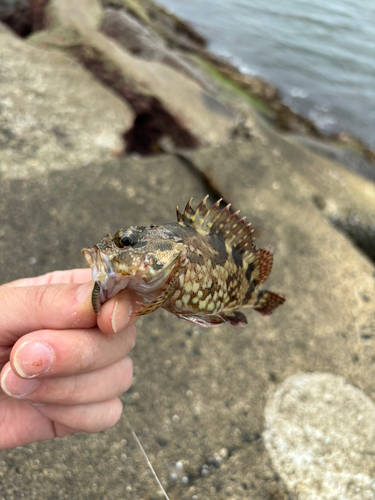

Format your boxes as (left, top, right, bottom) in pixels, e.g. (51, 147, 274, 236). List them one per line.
(176, 312, 228, 327)
(133, 277, 178, 317)
(133, 293, 169, 317)
(176, 310, 247, 327)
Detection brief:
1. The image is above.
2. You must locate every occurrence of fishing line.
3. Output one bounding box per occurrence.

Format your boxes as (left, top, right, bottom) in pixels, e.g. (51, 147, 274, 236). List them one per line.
(125, 416, 170, 500)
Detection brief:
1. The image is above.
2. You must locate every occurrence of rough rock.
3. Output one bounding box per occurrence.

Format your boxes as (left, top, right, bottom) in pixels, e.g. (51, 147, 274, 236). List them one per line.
(264, 372, 375, 500)
(44, 0, 103, 31)
(29, 19, 236, 152)
(0, 24, 134, 179)
(283, 132, 375, 262)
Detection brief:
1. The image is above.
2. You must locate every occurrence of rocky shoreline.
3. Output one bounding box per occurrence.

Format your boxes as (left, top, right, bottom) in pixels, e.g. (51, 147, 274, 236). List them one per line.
(2, 0, 375, 166)
(1, 1, 375, 499)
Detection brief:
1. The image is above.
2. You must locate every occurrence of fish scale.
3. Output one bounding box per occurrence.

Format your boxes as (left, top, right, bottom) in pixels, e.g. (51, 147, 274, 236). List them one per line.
(82, 196, 285, 327)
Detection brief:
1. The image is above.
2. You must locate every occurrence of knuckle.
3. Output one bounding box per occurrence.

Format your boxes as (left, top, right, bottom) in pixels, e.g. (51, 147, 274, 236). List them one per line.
(54, 375, 82, 404)
(32, 284, 63, 326)
(120, 357, 133, 392)
(108, 398, 123, 427)
(67, 375, 81, 402)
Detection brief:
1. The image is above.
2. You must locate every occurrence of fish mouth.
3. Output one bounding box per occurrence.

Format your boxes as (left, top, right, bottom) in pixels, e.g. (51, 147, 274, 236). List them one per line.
(81, 246, 115, 282)
(81, 246, 130, 313)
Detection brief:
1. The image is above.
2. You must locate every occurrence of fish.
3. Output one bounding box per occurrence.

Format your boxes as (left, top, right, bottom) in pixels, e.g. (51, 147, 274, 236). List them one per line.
(81, 196, 285, 327)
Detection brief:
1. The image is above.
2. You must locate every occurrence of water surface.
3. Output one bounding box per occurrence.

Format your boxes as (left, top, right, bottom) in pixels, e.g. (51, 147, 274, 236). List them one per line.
(159, 0, 375, 147)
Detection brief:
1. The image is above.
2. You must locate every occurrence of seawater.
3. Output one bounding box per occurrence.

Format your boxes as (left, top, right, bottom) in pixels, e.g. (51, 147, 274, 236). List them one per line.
(158, 0, 375, 148)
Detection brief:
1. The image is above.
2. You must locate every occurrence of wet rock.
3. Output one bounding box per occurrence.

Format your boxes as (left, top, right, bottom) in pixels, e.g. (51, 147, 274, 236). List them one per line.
(100, 0, 207, 50)
(101, 7, 211, 89)
(0, 24, 134, 179)
(264, 373, 375, 500)
(289, 134, 375, 184)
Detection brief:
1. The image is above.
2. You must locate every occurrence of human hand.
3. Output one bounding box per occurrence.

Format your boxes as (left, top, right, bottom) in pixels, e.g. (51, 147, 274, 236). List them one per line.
(0, 269, 137, 450)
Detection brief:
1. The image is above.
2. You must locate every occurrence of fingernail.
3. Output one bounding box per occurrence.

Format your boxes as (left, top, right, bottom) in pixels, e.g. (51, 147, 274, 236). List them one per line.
(111, 298, 132, 333)
(1, 366, 39, 398)
(76, 281, 94, 303)
(13, 341, 55, 379)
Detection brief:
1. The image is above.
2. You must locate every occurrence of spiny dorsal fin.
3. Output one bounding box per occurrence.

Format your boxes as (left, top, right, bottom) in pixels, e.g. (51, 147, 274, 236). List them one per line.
(176, 196, 255, 256)
(176, 206, 183, 222)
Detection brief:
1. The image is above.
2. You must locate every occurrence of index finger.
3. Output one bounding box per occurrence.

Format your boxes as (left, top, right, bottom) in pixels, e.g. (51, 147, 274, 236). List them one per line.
(3, 269, 92, 288)
(0, 280, 96, 343)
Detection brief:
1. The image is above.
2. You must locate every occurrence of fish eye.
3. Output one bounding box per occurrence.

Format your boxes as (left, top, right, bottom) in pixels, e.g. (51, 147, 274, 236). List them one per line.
(114, 231, 137, 248)
(121, 236, 133, 247)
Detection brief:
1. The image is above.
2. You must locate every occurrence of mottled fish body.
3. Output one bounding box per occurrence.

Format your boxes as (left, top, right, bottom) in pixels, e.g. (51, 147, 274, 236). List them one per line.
(82, 197, 285, 327)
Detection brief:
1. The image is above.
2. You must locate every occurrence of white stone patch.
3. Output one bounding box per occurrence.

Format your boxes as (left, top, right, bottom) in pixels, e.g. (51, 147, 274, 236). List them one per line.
(264, 372, 375, 500)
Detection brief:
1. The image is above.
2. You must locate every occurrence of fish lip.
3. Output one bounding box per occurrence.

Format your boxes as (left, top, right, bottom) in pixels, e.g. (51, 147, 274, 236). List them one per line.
(81, 246, 115, 282)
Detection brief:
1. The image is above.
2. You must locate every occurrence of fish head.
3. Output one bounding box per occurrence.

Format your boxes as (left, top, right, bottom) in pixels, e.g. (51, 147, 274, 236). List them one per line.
(82, 224, 185, 309)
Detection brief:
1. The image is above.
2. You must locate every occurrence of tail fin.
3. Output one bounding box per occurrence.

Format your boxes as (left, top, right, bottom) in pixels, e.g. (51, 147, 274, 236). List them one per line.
(253, 290, 286, 316)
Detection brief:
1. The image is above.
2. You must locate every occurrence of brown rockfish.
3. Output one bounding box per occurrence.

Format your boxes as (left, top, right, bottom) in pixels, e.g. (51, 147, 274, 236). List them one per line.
(82, 196, 285, 327)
